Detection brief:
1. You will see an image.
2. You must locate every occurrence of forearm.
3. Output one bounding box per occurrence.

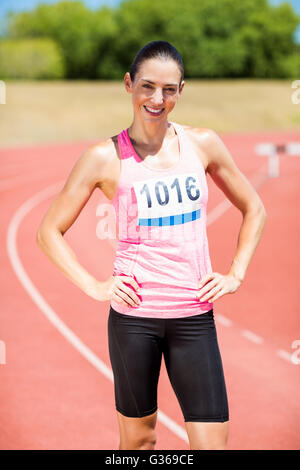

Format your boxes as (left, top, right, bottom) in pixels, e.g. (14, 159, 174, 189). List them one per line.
(227, 207, 267, 282)
(37, 228, 99, 296)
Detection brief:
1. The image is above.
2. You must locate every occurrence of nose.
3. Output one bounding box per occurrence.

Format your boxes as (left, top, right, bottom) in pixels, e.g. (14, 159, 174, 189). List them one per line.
(152, 88, 164, 105)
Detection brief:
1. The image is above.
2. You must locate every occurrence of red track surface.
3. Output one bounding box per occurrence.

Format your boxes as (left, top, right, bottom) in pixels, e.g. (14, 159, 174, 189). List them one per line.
(1, 130, 299, 450)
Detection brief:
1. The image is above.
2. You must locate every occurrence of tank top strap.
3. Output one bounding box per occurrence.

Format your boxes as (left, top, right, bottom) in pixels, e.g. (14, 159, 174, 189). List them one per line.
(170, 121, 202, 167)
(169, 120, 183, 137)
(170, 121, 196, 155)
(170, 121, 208, 197)
(117, 121, 201, 168)
(117, 128, 132, 160)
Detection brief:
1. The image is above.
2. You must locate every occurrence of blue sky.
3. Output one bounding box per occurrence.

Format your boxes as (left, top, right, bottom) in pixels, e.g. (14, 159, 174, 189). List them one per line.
(0, 1, 121, 19)
(0, 0, 299, 41)
(1, 0, 300, 16)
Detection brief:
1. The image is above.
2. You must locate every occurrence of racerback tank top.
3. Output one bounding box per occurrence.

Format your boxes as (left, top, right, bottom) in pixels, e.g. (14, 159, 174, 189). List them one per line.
(110, 121, 213, 318)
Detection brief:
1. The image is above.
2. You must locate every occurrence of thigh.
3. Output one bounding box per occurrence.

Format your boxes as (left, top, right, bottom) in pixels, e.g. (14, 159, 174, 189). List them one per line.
(108, 307, 163, 418)
(164, 310, 229, 422)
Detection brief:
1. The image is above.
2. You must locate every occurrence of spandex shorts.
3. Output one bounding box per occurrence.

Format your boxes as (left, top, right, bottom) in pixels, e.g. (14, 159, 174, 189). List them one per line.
(108, 306, 229, 422)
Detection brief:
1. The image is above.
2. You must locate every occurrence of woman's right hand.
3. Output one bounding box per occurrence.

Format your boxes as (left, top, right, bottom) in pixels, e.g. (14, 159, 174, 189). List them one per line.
(87, 275, 141, 308)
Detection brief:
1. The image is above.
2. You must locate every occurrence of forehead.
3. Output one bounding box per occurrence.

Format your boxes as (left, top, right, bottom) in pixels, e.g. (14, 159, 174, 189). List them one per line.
(136, 58, 181, 86)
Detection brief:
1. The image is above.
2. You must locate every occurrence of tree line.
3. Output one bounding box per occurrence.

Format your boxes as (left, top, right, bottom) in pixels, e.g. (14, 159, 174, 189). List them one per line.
(0, 0, 299, 79)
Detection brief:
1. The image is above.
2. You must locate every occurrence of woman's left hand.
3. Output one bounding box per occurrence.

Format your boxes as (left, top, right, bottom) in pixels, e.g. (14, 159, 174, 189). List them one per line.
(197, 272, 242, 303)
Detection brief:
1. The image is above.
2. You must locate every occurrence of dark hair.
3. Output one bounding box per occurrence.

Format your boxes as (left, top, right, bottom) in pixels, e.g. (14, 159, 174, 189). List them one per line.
(129, 40, 184, 88)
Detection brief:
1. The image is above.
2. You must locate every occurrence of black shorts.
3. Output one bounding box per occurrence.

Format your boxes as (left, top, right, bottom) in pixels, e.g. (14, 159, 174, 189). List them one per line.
(108, 306, 229, 422)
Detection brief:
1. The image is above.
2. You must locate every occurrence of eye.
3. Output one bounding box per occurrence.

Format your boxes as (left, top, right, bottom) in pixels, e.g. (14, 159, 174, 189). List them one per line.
(142, 84, 176, 92)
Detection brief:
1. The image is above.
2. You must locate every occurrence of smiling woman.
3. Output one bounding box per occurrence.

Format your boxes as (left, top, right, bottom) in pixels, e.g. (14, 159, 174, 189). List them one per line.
(37, 40, 266, 451)
(127, 41, 183, 129)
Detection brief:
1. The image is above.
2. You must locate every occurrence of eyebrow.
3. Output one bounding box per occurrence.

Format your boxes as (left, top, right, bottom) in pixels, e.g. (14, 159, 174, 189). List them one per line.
(141, 79, 178, 87)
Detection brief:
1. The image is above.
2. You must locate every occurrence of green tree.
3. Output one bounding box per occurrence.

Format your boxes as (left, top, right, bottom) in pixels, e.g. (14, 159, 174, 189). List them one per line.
(240, 2, 300, 77)
(0, 38, 65, 79)
(104, 0, 300, 79)
(6, 1, 117, 78)
(3, 0, 300, 79)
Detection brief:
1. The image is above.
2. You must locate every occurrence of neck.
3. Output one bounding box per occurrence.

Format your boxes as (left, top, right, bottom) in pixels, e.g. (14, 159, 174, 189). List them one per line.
(128, 119, 175, 151)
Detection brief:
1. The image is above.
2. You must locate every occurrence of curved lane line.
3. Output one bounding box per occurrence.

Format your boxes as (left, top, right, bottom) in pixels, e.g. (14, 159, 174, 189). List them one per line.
(6, 180, 189, 444)
(5, 165, 271, 445)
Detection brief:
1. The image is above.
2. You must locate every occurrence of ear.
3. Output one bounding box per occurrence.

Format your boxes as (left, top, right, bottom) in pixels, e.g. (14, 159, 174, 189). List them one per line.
(124, 72, 133, 94)
(178, 80, 185, 95)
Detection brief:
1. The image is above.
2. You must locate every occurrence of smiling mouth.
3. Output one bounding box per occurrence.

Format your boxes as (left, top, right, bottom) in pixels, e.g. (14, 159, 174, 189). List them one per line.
(143, 106, 165, 116)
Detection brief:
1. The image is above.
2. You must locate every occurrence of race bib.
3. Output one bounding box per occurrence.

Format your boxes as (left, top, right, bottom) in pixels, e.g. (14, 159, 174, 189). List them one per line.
(133, 173, 202, 226)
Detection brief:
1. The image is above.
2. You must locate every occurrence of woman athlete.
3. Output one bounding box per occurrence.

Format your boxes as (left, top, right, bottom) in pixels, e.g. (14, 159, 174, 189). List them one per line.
(37, 41, 267, 450)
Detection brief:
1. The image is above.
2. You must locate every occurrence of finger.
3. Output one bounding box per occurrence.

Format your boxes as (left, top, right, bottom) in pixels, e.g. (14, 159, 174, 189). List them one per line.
(112, 291, 135, 308)
(198, 272, 217, 289)
(114, 276, 139, 298)
(119, 275, 140, 293)
(117, 281, 140, 305)
(210, 287, 226, 302)
(114, 288, 138, 307)
(199, 283, 223, 302)
(117, 279, 140, 305)
(111, 291, 129, 307)
(198, 278, 219, 298)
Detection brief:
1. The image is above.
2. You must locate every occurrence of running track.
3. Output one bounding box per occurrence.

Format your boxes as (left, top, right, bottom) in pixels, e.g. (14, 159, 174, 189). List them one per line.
(1, 131, 299, 450)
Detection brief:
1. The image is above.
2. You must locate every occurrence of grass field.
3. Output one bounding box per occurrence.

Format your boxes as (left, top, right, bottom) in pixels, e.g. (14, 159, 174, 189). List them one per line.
(0, 79, 299, 147)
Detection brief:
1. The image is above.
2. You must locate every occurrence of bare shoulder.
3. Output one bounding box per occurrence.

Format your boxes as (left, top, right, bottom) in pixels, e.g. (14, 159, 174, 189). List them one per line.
(78, 135, 119, 190)
(183, 125, 219, 148)
(183, 125, 248, 187)
(181, 125, 220, 172)
(81, 136, 118, 168)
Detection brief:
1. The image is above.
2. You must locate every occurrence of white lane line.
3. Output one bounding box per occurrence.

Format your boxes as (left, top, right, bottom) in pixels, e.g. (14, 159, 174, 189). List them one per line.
(108, 164, 297, 365)
(5, 163, 276, 445)
(276, 349, 294, 364)
(207, 200, 232, 225)
(157, 412, 188, 442)
(207, 165, 268, 227)
(6, 180, 189, 445)
(241, 330, 264, 344)
(215, 314, 232, 327)
(0, 171, 54, 191)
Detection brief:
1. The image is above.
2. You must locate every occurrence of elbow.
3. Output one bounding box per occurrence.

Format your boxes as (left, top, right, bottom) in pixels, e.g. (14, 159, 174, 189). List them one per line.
(36, 226, 45, 248)
(247, 200, 267, 219)
(36, 224, 55, 249)
(243, 204, 267, 227)
(259, 202, 267, 220)
(256, 204, 267, 219)
(36, 224, 63, 249)
(253, 204, 267, 228)
(260, 208, 267, 229)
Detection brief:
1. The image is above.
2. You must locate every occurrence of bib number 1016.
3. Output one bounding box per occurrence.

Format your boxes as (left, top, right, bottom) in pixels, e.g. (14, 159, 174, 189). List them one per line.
(139, 175, 200, 208)
(133, 173, 202, 222)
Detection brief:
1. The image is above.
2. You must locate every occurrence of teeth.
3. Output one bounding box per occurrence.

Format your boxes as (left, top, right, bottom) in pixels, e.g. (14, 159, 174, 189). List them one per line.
(145, 106, 163, 114)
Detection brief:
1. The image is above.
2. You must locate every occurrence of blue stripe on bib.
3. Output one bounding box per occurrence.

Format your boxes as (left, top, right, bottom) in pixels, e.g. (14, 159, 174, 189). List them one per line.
(138, 209, 201, 226)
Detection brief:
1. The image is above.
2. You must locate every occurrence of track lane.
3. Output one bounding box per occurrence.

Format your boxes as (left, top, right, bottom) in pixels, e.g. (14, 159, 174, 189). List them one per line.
(1, 131, 299, 449)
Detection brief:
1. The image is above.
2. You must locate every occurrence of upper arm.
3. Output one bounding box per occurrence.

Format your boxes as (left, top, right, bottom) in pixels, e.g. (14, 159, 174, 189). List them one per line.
(37, 139, 114, 236)
(195, 128, 266, 215)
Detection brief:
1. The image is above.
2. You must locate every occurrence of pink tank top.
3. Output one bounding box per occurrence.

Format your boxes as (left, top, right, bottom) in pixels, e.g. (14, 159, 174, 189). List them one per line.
(110, 121, 213, 318)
